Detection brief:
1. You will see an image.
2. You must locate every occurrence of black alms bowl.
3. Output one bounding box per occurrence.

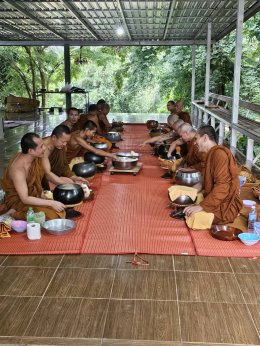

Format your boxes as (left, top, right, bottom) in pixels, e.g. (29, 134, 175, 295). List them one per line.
(72, 162, 97, 178)
(84, 152, 105, 164)
(53, 183, 84, 205)
(106, 132, 121, 142)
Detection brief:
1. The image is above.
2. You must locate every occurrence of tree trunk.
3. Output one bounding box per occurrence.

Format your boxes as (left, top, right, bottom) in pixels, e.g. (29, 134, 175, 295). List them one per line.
(10, 64, 31, 98)
(24, 46, 36, 101)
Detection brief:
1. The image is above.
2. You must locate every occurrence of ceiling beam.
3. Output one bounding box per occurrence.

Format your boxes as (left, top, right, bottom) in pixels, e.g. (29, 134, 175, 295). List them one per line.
(0, 21, 38, 40)
(59, 0, 101, 40)
(162, 0, 177, 40)
(0, 39, 209, 46)
(4, 0, 66, 40)
(117, 0, 131, 40)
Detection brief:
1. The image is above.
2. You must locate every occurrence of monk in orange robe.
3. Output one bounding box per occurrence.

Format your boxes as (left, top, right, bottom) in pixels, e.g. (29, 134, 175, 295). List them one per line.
(0, 133, 65, 220)
(66, 120, 117, 164)
(59, 107, 81, 132)
(42, 125, 88, 190)
(184, 125, 242, 224)
(175, 101, 192, 124)
(167, 123, 206, 174)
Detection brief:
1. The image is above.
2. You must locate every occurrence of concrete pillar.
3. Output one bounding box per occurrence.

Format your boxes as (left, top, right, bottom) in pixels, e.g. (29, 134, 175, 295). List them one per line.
(64, 44, 71, 110)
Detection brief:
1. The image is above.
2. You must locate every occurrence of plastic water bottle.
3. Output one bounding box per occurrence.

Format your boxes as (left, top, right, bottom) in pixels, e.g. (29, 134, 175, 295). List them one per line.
(26, 207, 35, 223)
(248, 206, 257, 231)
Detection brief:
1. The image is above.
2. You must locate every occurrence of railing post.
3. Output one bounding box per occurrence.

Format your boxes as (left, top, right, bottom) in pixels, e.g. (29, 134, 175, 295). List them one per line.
(205, 23, 211, 107)
(203, 111, 208, 124)
(218, 122, 225, 145)
(210, 116, 216, 129)
(246, 138, 254, 169)
(198, 109, 203, 127)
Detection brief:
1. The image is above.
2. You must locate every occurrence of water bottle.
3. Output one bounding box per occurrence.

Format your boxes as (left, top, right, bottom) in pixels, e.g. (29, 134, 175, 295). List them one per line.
(26, 207, 35, 223)
(248, 206, 257, 231)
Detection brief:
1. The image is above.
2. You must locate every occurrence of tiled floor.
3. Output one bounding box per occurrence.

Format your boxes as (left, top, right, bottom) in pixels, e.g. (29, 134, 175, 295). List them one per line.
(0, 112, 259, 345)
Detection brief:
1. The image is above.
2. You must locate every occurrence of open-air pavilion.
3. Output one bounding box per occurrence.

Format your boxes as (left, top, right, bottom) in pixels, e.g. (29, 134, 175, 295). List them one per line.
(0, 1, 260, 345)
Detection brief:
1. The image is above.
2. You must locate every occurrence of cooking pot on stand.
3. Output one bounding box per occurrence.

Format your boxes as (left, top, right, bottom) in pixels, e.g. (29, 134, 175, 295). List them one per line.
(112, 157, 138, 170)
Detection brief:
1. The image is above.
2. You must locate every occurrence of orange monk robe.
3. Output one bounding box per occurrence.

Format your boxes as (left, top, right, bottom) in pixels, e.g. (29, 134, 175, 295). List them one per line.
(200, 146, 242, 224)
(185, 138, 206, 174)
(59, 119, 81, 133)
(66, 130, 84, 163)
(49, 147, 74, 178)
(177, 111, 192, 124)
(1, 155, 65, 220)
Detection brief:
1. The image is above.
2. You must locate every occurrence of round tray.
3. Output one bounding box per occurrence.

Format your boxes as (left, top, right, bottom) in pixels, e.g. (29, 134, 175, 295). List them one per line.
(43, 219, 76, 236)
(210, 225, 242, 241)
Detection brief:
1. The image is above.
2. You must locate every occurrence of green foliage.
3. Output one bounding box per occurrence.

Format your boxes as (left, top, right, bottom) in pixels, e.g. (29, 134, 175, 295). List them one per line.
(0, 13, 259, 113)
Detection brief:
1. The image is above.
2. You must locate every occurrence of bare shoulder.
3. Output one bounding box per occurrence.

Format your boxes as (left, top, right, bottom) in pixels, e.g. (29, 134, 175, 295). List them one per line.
(9, 156, 26, 178)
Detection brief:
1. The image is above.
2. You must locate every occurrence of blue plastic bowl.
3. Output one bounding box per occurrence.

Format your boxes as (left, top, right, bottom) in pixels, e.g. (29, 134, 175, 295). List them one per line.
(238, 233, 259, 246)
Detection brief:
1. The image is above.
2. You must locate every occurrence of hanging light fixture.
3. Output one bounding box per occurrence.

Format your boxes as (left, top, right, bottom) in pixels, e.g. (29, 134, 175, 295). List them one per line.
(75, 46, 87, 65)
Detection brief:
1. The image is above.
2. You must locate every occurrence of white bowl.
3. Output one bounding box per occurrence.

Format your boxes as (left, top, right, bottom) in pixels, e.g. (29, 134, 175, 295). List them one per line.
(242, 200, 256, 208)
(238, 233, 259, 246)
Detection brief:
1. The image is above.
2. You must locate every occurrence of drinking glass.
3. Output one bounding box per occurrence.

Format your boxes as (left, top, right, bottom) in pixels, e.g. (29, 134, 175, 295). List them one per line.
(238, 175, 246, 194)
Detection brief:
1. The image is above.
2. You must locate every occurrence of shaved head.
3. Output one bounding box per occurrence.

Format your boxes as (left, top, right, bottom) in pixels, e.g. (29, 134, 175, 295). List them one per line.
(179, 123, 194, 134)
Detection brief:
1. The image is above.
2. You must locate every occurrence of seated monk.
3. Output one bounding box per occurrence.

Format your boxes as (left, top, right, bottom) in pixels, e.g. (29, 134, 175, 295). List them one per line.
(140, 119, 185, 147)
(98, 102, 112, 134)
(0, 133, 65, 220)
(66, 120, 117, 164)
(167, 123, 206, 174)
(42, 125, 87, 190)
(60, 107, 81, 132)
(184, 125, 242, 225)
(174, 100, 192, 125)
(78, 104, 112, 150)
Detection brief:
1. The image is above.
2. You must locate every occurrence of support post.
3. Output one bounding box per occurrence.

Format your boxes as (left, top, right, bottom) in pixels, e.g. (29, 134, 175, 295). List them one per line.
(205, 23, 211, 107)
(246, 138, 254, 169)
(231, 0, 244, 150)
(64, 44, 71, 110)
(218, 122, 225, 145)
(191, 46, 196, 123)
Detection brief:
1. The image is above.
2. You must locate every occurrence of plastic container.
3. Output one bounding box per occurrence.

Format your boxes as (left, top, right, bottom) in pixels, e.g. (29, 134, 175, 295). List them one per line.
(254, 222, 260, 236)
(26, 207, 35, 223)
(248, 206, 257, 231)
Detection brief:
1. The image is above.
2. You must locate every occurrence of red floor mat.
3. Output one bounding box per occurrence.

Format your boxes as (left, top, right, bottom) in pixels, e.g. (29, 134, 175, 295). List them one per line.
(81, 182, 195, 255)
(190, 230, 260, 258)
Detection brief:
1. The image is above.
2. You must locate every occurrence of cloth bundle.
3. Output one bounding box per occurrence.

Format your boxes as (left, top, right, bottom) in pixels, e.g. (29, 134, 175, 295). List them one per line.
(158, 157, 183, 172)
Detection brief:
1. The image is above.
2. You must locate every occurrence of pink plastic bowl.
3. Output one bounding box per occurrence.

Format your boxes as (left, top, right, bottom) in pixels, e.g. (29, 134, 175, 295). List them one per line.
(11, 220, 27, 233)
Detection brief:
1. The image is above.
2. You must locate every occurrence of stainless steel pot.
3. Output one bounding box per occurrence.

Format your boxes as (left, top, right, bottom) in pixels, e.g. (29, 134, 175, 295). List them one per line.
(92, 142, 109, 150)
(112, 157, 138, 170)
(116, 151, 140, 159)
(175, 170, 201, 187)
